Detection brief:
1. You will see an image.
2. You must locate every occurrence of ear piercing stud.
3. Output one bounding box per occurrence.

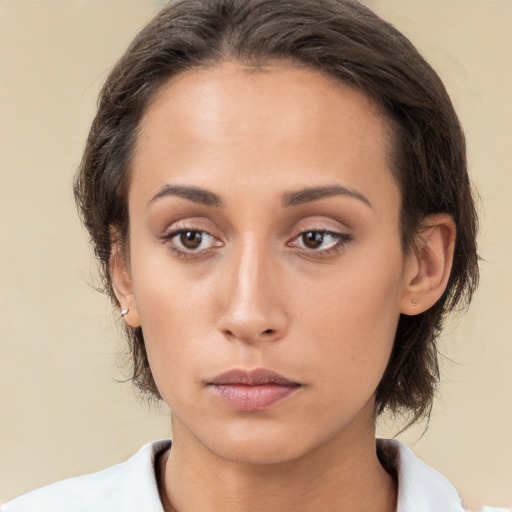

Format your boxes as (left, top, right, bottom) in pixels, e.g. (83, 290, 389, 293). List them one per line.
(120, 308, 129, 317)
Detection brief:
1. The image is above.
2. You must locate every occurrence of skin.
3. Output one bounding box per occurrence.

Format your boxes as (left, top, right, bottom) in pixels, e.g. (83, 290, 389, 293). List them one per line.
(112, 62, 455, 512)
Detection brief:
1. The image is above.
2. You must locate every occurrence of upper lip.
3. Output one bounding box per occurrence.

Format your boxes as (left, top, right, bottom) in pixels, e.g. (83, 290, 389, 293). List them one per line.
(207, 368, 300, 386)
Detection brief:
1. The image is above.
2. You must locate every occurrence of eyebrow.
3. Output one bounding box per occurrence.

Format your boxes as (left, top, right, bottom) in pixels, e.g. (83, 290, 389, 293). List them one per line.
(282, 185, 372, 208)
(148, 183, 371, 209)
(149, 185, 224, 207)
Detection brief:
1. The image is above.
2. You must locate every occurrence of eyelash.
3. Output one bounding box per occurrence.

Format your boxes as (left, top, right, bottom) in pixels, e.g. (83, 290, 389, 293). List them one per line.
(161, 228, 353, 259)
(288, 230, 353, 259)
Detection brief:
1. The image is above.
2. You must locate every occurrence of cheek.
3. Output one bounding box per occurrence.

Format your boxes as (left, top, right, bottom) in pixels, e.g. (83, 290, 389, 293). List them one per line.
(127, 245, 215, 383)
(292, 246, 405, 385)
(299, 251, 403, 327)
(130, 227, 213, 322)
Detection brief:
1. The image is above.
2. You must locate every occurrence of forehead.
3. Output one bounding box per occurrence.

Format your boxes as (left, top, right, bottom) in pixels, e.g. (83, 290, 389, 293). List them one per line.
(140, 61, 387, 145)
(131, 62, 398, 214)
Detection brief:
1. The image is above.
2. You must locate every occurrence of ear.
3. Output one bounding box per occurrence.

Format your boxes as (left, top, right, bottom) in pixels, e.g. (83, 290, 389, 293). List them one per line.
(400, 214, 456, 316)
(110, 230, 141, 328)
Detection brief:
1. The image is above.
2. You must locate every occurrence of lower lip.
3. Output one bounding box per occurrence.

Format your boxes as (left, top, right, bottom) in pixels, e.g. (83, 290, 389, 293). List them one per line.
(209, 383, 299, 411)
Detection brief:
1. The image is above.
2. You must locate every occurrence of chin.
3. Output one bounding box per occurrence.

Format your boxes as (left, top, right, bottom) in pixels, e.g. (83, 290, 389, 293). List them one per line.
(210, 437, 308, 466)
(196, 418, 335, 466)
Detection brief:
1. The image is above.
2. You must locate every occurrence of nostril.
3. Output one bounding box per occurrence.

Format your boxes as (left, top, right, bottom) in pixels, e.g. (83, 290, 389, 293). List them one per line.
(222, 328, 274, 340)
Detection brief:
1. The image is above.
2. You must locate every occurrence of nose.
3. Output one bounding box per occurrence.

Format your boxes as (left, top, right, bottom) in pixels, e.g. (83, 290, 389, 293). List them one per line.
(217, 241, 288, 344)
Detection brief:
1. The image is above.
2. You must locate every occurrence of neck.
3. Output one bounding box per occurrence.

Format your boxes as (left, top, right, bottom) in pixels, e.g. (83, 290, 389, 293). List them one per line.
(159, 412, 397, 512)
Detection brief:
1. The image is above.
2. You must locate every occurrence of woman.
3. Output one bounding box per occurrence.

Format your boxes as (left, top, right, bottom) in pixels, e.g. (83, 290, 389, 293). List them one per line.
(1, 0, 501, 511)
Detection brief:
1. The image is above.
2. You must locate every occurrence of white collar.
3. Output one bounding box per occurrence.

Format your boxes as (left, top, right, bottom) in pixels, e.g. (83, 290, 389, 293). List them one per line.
(377, 438, 466, 512)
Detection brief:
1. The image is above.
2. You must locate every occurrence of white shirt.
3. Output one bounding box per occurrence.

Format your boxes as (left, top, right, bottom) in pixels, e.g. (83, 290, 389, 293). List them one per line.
(1, 439, 507, 512)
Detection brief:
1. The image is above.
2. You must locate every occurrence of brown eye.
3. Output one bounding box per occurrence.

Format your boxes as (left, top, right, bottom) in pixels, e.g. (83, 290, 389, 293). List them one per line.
(179, 230, 203, 249)
(302, 231, 324, 249)
(165, 227, 221, 257)
(291, 230, 351, 255)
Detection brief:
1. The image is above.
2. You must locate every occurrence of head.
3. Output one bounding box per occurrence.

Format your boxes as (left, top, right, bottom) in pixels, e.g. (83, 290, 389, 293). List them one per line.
(75, 0, 478, 435)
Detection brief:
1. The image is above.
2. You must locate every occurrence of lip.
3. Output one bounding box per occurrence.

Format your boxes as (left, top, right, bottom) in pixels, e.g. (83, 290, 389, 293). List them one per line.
(207, 368, 302, 411)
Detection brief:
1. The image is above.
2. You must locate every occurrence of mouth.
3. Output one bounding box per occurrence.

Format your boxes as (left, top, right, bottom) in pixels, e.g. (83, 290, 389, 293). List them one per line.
(206, 368, 302, 411)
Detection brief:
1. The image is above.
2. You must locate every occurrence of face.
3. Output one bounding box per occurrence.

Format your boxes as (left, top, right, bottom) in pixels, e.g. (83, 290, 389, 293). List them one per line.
(118, 62, 416, 464)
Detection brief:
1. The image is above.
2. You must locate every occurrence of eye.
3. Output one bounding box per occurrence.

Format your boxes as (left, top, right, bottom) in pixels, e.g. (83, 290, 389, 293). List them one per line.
(164, 228, 221, 255)
(289, 230, 352, 255)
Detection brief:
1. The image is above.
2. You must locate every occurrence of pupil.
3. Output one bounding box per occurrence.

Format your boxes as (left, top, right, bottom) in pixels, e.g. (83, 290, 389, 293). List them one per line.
(303, 231, 324, 249)
(180, 231, 202, 249)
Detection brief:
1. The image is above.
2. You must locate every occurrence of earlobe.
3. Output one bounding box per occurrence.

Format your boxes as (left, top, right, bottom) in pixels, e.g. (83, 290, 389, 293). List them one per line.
(115, 293, 141, 328)
(109, 232, 141, 328)
(400, 214, 456, 316)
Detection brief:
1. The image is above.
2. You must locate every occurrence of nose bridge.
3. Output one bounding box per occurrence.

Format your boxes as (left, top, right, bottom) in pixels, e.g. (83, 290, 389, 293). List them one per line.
(218, 234, 286, 342)
(234, 237, 266, 299)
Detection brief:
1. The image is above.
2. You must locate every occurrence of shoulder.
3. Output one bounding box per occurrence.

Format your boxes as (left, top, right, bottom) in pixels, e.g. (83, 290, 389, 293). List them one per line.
(1, 440, 170, 512)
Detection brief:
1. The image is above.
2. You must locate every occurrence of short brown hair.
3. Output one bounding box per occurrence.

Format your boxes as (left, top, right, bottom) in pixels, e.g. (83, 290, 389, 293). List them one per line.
(74, 0, 479, 424)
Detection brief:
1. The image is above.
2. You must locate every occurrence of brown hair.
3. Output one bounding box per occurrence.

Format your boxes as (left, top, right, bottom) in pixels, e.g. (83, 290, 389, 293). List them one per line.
(74, 0, 479, 424)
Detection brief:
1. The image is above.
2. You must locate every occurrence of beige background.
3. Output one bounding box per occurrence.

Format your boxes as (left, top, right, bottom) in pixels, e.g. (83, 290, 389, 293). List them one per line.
(0, 0, 510, 508)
